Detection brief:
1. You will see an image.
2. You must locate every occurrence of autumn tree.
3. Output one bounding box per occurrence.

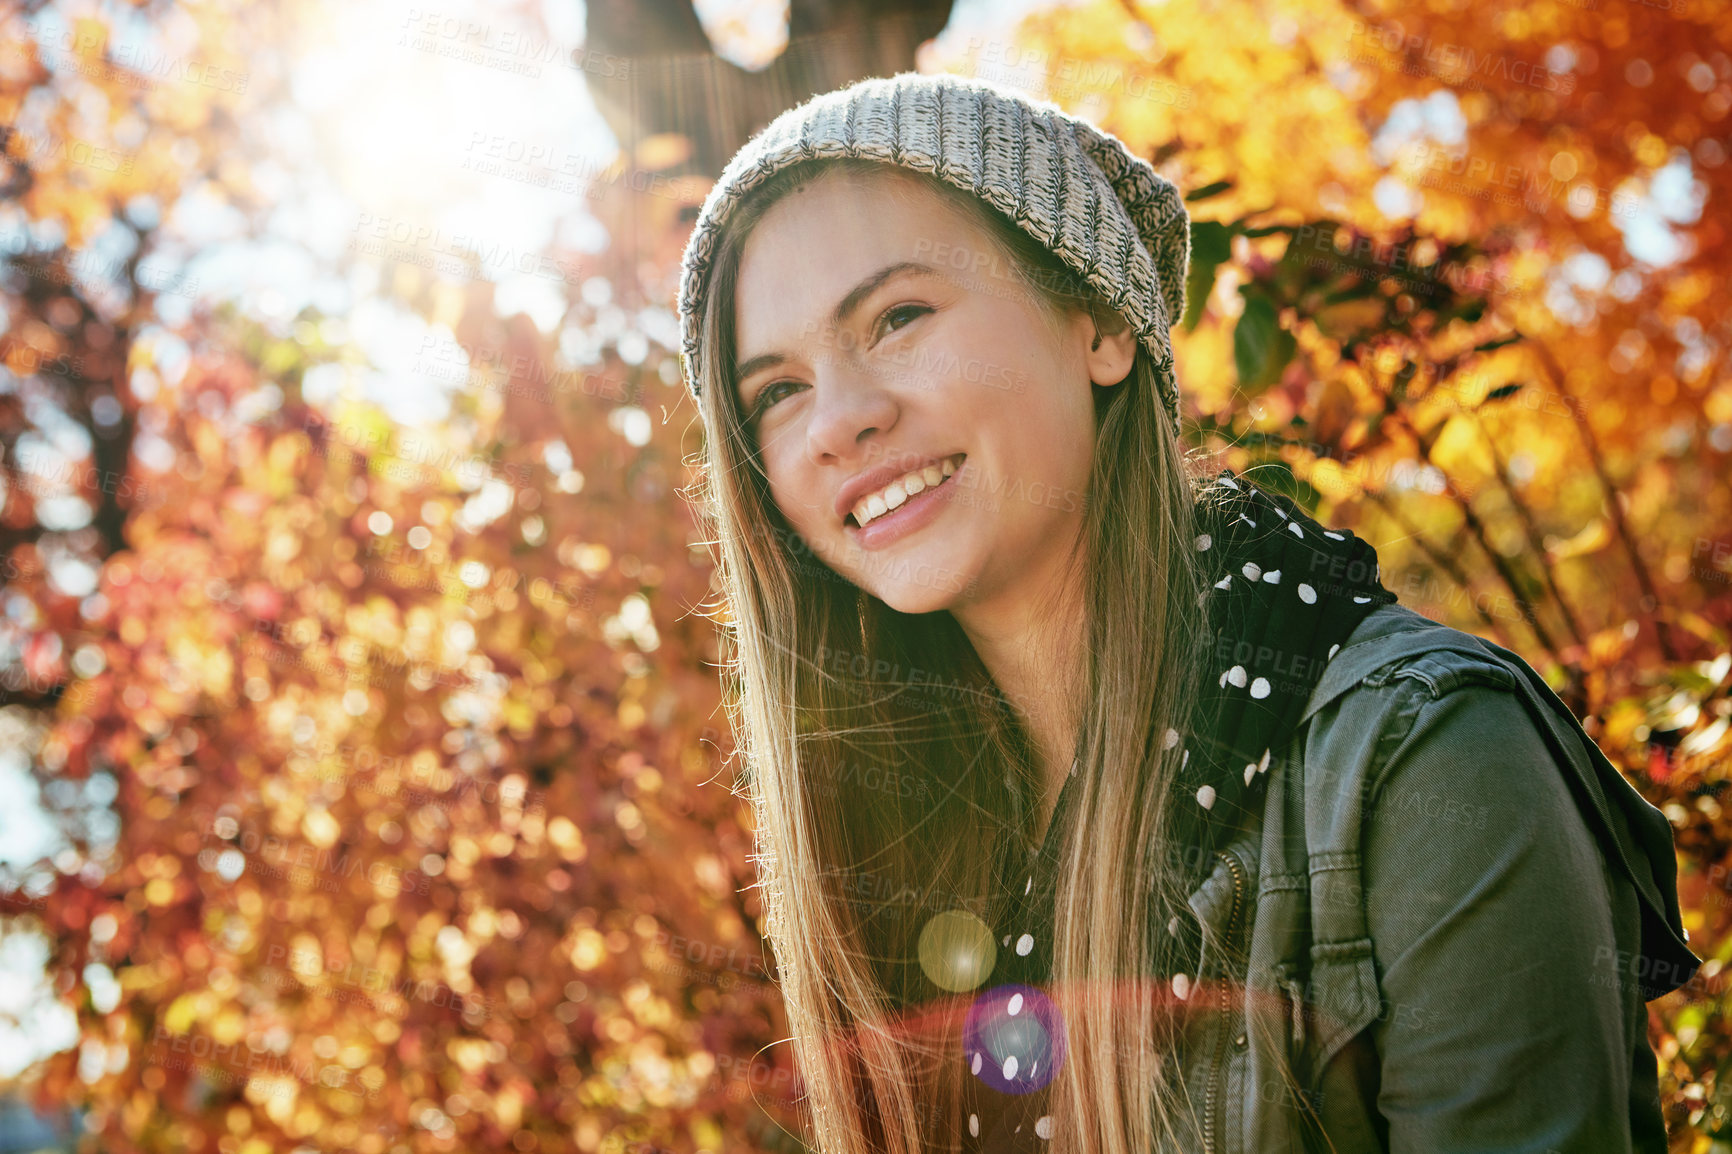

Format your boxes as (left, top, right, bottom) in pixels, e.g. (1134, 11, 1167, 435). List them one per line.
(4, 0, 1731, 1151)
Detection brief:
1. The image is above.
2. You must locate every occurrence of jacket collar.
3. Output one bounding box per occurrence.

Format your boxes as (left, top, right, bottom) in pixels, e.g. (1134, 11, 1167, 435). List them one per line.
(1157, 469, 1396, 978)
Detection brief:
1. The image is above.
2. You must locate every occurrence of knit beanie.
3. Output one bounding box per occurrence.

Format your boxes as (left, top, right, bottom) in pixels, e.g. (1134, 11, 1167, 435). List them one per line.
(675, 70, 1192, 427)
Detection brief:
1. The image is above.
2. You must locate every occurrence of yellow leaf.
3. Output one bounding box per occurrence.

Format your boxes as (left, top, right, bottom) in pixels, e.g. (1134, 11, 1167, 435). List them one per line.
(1543, 517, 1610, 563)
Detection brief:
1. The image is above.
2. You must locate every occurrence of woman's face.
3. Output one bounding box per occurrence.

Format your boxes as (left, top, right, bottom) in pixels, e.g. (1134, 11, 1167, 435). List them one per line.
(731, 167, 1134, 616)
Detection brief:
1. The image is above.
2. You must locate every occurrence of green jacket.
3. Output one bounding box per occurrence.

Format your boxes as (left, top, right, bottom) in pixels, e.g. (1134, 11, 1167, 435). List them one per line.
(1165, 602, 1700, 1154)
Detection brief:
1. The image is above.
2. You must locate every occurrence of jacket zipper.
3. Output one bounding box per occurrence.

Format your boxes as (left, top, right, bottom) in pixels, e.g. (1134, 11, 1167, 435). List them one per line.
(1202, 847, 1247, 1154)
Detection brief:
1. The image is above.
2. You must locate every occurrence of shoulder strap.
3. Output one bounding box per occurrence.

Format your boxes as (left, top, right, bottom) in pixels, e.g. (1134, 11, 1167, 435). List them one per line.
(1295, 603, 1700, 1000)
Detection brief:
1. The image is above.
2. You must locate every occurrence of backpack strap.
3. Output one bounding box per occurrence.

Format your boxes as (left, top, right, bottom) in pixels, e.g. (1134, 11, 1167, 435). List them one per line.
(1294, 602, 1699, 1001)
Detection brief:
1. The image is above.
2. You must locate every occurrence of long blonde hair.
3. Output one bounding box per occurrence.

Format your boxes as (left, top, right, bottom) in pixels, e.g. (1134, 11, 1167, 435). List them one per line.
(684, 156, 1212, 1154)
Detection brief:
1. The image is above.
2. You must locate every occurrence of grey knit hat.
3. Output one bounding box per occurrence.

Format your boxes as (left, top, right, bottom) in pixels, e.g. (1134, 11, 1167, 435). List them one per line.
(675, 70, 1192, 427)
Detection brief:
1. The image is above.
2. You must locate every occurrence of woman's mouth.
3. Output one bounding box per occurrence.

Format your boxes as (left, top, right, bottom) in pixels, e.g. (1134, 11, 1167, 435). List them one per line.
(846, 453, 966, 529)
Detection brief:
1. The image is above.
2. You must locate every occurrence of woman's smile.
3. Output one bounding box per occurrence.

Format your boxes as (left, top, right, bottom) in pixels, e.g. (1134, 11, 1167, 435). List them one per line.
(842, 452, 967, 549)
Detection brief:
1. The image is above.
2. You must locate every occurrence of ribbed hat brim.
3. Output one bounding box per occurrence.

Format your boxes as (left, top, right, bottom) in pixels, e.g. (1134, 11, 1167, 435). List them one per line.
(676, 70, 1190, 426)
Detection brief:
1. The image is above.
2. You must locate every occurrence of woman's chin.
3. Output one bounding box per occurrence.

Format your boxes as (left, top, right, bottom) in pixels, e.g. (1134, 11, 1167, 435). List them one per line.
(867, 573, 973, 616)
(829, 524, 980, 611)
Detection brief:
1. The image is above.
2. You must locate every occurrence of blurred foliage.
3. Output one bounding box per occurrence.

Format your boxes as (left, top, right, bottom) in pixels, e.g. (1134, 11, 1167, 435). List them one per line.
(1, 0, 1730, 1152)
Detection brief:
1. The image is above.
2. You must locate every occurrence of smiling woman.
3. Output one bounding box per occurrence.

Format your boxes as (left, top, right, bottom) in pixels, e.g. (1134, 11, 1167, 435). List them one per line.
(673, 71, 1697, 1154)
(683, 118, 1212, 1151)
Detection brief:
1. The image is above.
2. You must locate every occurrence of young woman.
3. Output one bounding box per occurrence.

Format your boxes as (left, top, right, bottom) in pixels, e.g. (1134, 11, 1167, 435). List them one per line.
(673, 72, 1699, 1154)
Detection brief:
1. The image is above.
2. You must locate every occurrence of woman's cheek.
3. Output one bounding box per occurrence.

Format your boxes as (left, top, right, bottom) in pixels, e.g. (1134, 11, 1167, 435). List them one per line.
(771, 474, 827, 541)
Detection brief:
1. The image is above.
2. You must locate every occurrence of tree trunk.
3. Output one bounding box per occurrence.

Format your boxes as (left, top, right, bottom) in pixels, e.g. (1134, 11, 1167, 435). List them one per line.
(582, 0, 956, 179)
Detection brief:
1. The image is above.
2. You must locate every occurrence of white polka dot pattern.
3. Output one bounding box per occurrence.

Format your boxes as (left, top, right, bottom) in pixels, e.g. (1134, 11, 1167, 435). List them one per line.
(952, 468, 1396, 1151)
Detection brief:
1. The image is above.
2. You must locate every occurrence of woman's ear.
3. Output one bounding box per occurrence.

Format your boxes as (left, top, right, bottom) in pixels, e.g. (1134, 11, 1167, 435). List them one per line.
(1083, 304, 1137, 388)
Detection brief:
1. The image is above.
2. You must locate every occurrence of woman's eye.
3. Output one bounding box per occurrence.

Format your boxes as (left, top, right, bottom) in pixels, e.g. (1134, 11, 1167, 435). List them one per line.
(751, 379, 802, 417)
(877, 303, 930, 339)
(746, 305, 929, 421)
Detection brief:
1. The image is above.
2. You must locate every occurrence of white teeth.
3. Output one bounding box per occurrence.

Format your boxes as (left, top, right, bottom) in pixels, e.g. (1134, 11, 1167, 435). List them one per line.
(852, 454, 965, 528)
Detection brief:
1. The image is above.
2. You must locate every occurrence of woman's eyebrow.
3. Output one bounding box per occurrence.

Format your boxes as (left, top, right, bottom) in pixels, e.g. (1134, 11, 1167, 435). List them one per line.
(735, 260, 944, 384)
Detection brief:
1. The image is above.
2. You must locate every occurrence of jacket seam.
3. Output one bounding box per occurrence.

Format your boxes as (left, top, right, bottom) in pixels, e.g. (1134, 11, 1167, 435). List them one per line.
(1288, 674, 1442, 1085)
(1310, 937, 1373, 963)
(1361, 653, 1526, 699)
(1349, 674, 1446, 818)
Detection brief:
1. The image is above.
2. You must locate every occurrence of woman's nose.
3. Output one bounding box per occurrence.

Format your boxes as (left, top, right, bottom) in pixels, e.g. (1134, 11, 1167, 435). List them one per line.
(804, 359, 900, 463)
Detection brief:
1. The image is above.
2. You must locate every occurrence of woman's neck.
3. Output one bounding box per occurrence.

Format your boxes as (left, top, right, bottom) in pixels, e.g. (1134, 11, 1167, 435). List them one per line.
(952, 559, 1087, 843)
